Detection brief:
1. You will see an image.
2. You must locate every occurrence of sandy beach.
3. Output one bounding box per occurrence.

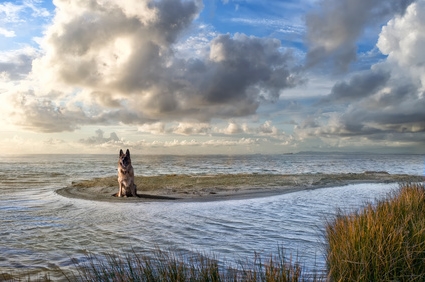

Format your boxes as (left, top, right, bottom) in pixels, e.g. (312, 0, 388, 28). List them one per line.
(56, 172, 423, 202)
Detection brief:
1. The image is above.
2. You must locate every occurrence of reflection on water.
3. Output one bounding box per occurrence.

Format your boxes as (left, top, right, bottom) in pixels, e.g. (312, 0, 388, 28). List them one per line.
(0, 153, 423, 276)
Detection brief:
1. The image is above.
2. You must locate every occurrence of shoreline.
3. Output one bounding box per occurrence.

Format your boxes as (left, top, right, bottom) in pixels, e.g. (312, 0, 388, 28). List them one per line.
(55, 172, 423, 203)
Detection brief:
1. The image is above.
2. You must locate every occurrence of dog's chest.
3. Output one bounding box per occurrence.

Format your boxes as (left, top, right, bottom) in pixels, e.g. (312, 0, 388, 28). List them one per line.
(120, 168, 131, 175)
(118, 167, 134, 180)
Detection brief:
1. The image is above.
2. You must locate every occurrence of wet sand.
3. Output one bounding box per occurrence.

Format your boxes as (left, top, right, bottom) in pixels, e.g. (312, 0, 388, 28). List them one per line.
(56, 172, 423, 203)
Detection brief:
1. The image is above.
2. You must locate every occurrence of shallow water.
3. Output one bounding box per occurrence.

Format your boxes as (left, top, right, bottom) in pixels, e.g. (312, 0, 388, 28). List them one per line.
(0, 154, 424, 277)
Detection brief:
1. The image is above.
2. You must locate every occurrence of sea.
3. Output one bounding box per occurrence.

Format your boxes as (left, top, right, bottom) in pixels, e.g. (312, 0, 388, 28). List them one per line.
(0, 153, 424, 279)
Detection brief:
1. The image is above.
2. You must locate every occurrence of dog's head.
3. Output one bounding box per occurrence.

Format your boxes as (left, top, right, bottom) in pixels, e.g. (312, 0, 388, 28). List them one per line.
(119, 149, 132, 168)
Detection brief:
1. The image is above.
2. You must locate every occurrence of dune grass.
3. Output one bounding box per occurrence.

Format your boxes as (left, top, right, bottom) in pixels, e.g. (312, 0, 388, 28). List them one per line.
(66, 248, 323, 282)
(326, 182, 425, 281)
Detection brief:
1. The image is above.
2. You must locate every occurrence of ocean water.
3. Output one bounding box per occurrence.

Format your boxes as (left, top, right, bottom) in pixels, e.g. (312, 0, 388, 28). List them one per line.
(0, 153, 424, 279)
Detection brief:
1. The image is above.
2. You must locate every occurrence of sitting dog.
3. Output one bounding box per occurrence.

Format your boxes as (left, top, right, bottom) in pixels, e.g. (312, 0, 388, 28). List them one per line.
(117, 149, 138, 197)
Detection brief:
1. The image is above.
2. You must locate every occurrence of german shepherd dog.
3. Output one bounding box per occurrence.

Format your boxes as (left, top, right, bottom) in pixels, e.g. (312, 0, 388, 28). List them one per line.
(117, 149, 138, 197)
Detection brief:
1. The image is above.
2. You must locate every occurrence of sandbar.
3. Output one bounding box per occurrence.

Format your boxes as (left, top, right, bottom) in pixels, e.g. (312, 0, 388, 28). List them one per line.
(56, 172, 423, 203)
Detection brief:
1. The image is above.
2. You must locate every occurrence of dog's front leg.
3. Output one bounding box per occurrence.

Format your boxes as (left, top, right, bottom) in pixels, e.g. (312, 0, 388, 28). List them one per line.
(131, 183, 138, 197)
(118, 182, 123, 197)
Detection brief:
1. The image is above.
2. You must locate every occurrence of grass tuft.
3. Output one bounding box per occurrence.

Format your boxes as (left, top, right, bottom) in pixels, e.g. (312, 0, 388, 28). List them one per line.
(326, 183, 425, 281)
(69, 248, 322, 282)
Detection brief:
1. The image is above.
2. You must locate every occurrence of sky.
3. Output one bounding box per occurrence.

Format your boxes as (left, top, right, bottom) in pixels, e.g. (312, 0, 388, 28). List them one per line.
(0, 0, 424, 155)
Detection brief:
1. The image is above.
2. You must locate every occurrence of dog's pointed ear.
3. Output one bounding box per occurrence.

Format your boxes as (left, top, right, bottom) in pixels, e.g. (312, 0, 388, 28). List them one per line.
(126, 149, 130, 157)
(119, 149, 123, 156)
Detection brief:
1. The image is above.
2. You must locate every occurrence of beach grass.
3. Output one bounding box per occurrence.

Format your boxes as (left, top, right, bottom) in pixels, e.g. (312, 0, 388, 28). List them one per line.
(66, 247, 323, 282)
(326, 182, 425, 281)
(2, 248, 324, 281)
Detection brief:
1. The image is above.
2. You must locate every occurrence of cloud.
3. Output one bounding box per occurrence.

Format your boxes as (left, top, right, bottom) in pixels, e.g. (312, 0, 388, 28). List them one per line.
(138, 122, 167, 135)
(377, 1, 425, 86)
(6, 0, 305, 132)
(302, 81, 425, 146)
(0, 47, 39, 80)
(299, 1, 425, 149)
(229, 18, 305, 38)
(319, 68, 391, 104)
(0, 0, 51, 41)
(221, 121, 247, 135)
(171, 122, 211, 135)
(174, 24, 218, 59)
(202, 138, 259, 147)
(4, 91, 91, 132)
(138, 121, 212, 135)
(0, 27, 15, 37)
(218, 120, 282, 137)
(149, 137, 259, 148)
(0, 2, 24, 23)
(258, 120, 279, 135)
(77, 129, 261, 151)
(79, 129, 121, 145)
(206, 33, 302, 103)
(137, 119, 284, 138)
(0, 1, 50, 22)
(305, 0, 415, 71)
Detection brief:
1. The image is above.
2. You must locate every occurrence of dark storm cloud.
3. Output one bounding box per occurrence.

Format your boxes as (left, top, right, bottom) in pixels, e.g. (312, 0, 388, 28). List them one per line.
(170, 33, 304, 121)
(305, 0, 415, 71)
(303, 80, 425, 143)
(340, 91, 425, 137)
(202, 34, 301, 103)
(319, 69, 391, 104)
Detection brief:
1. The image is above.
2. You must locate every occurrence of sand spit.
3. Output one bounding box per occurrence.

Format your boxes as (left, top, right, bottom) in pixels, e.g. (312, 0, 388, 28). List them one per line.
(56, 172, 423, 203)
